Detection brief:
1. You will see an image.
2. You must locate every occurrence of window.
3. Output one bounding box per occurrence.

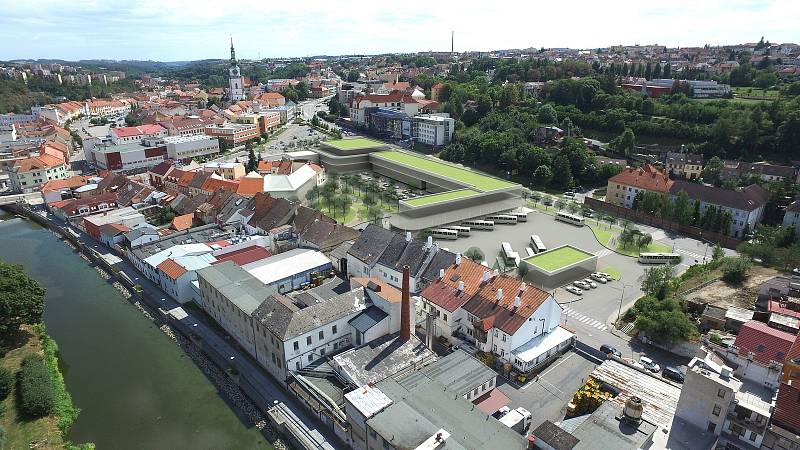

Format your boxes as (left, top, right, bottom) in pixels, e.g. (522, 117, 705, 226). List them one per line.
(731, 423, 744, 437)
(293, 341, 299, 351)
(707, 422, 716, 433)
(295, 362, 300, 370)
(756, 344, 766, 352)
(712, 404, 721, 416)
(749, 431, 757, 442)
(308, 354, 313, 362)
(320, 348, 326, 356)
(472, 388, 478, 397)
(307, 336, 312, 345)
(319, 330, 324, 340)
(717, 388, 726, 399)
(443, 313, 448, 321)
(332, 325, 337, 335)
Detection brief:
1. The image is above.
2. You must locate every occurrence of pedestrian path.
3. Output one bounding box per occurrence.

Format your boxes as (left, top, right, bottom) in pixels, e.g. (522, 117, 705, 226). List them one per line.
(563, 307, 608, 331)
(594, 248, 614, 258)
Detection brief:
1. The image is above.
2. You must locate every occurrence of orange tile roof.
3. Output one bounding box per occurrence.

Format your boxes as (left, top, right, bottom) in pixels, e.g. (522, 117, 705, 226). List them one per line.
(608, 164, 673, 193)
(13, 154, 65, 172)
(171, 213, 194, 231)
(41, 175, 91, 193)
(202, 176, 239, 194)
(350, 277, 402, 303)
(157, 258, 188, 280)
(236, 172, 264, 196)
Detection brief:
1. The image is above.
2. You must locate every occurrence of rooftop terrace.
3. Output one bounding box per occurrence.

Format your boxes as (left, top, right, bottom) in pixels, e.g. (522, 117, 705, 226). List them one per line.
(524, 245, 594, 272)
(373, 151, 516, 192)
(324, 137, 385, 151)
(402, 188, 481, 207)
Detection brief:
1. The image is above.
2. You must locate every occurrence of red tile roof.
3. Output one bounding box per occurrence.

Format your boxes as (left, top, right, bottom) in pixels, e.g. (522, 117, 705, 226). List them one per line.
(112, 124, 166, 138)
(157, 258, 188, 280)
(212, 245, 271, 266)
(786, 331, 800, 366)
(733, 320, 795, 365)
(769, 300, 800, 319)
(349, 277, 402, 303)
(171, 213, 194, 231)
(773, 380, 800, 433)
(608, 164, 673, 193)
(472, 387, 511, 415)
(40, 175, 92, 194)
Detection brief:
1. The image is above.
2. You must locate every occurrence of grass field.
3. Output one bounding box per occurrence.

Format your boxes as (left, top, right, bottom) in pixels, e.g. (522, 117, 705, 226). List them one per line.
(616, 241, 672, 257)
(600, 266, 621, 281)
(375, 151, 517, 191)
(324, 137, 385, 150)
(524, 246, 594, 272)
(403, 189, 481, 207)
(732, 86, 780, 98)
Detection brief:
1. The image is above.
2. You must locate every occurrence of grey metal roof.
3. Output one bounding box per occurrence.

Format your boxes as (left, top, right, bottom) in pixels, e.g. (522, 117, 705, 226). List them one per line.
(196, 261, 273, 315)
(348, 305, 388, 333)
(669, 181, 769, 212)
(365, 374, 527, 450)
(414, 349, 497, 397)
(566, 401, 659, 450)
(333, 333, 436, 387)
(531, 420, 579, 450)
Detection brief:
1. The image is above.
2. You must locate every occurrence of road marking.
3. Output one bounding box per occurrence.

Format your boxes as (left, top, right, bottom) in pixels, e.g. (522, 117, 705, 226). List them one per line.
(563, 307, 608, 331)
(594, 248, 613, 258)
(540, 353, 575, 379)
(675, 248, 705, 260)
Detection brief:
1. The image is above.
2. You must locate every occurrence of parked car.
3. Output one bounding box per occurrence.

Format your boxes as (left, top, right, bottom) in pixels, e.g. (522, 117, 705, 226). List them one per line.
(600, 345, 621, 358)
(639, 356, 661, 373)
(583, 210, 594, 218)
(582, 278, 598, 289)
(591, 273, 608, 283)
(543, 199, 554, 206)
(573, 280, 591, 290)
(564, 191, 575, 197)
(662, 366, 685, 383)
(565, 286, 583, 295)
(598, 272, 614, 281)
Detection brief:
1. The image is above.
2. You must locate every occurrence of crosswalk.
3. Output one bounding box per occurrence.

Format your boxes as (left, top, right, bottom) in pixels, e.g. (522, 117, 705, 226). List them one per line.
(594, 248, 614, 258)
(674, 248, 706, 262)
(562, 307, 608, 331)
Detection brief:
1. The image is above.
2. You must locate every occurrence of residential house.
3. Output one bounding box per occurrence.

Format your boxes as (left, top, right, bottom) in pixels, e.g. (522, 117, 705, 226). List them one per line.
(665, 151, 704, 180)
(606, 164, 674, 208)
(8, 153, 68, 193)
(669, 181, 770, 237)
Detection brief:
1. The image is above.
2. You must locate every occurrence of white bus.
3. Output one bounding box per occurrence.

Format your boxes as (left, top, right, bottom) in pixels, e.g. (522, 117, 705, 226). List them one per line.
(485, 214, 518, 224)
(530, 235, 547, 253)
(638, 252, 681, 264)
(501, 242, 520, 265)
(449, 225, 471, 237)
(430, 228, 459, 240)
(555, 211, 585, 226)
(511, 211, 529, 222)
(462, 219, 495, 230)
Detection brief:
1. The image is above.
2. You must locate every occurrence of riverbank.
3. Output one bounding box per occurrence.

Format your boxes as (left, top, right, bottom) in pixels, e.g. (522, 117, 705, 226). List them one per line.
(0, 210, 275, 449)
(0, 324, 91, 450)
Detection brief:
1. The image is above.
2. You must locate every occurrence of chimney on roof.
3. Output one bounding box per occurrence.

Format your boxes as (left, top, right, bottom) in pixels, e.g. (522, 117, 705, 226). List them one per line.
(401, 265, 411, 341)
(426, 235, 433, 249)
(439, 268, 445, 279)
(458, 280, 465, 292)
(496, 288, 503, 301)
(455, 253, 462, 265)
(405, 231, 412, 242)
(520, 282, 527, 293)
(483, 271, 490, 283)
(514, 296, 521, 308)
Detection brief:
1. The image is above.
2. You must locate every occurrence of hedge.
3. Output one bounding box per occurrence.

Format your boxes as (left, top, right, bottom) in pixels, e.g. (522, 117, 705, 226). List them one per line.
(0, 366, 12, 400)
(17, 354, 54, 418)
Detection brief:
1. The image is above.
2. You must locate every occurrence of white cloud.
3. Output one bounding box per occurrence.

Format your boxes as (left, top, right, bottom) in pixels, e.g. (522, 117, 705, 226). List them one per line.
(0, 0, 798, 60)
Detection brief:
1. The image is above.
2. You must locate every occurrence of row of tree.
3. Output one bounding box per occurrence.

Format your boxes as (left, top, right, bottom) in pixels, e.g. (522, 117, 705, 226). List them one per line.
(632, 190, 736, 235)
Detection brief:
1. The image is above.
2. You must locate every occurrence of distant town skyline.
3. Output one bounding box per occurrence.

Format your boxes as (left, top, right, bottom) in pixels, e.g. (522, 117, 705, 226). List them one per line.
(1, 0, 798, 61)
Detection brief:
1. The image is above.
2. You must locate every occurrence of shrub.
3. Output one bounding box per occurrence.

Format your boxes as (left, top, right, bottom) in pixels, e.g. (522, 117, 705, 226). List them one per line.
(17, 354, 54, 418)
(0, 366, 12, 400)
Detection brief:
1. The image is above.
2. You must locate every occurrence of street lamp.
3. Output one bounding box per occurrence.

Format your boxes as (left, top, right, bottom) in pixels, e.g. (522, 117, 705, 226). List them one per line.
(616, 283, 633, 323)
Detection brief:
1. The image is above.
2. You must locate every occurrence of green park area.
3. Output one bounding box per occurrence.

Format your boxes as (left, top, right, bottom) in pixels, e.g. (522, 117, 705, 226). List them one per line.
(375, 151, 517, 192)
(403, 189, 481, 207)
(324, 137, 385, 151)
(307, 173, 399, 225)
(524, 246, 594, 272)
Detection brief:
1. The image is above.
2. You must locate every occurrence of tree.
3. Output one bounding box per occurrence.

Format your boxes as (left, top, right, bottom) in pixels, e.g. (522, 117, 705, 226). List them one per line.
(517, 263, 529, 278)
(637, 234, 653, 251)
(124, 112, 141, 127)
(754, 72, 778, 90)
(537, 104, 558, 125)
(712, 244, 725, 261)
(0, 261, 45, 340)
(17, 354, 54, 418)
(346, 70, 360, 82)
(672, 191, 692, 225)
(612, 128, 636, 157)
(641, 264, 674, 300)
(702, 156, 724, 186)
(634, 298, 697, 344)
(777, 111, 800, 154)
(551, 154, 572, 189)
(464, 247, 485, 262)
(722, 256, 752, 284)
(0, 366, 12, 400)
(532, 165, 553, 187)
(246, 147, 258, 173)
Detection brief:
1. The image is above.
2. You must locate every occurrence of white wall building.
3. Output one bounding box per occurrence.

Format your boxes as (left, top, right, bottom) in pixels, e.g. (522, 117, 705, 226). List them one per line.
(164, 134, 220, 160)
(413, 114, 454, 147)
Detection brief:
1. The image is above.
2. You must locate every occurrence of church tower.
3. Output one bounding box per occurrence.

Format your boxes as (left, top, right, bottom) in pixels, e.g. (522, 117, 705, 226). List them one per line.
(228, 37, 244, 102)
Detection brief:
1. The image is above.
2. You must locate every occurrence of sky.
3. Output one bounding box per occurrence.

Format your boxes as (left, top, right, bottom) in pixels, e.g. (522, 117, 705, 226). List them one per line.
(1, 0, 799, 61)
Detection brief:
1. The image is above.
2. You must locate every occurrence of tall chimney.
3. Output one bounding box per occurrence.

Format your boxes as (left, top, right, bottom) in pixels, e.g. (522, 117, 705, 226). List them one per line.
(496, 288, 503, 301)
(401, 265, 411, 341)
(405, 231, 412, 242)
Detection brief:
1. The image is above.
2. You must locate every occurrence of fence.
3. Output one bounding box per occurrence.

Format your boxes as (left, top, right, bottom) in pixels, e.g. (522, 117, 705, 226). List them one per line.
(584, 197, 742, 250)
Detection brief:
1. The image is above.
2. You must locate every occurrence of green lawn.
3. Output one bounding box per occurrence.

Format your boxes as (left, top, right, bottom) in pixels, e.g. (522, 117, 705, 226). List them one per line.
(324, 137, 385, 150)
(588, 223, 614, 247)
(374, 151, 517, 192)
(600, 266, 621, 281)
(403, 189, 481, 207)
(616, 241, 672, 257)
(524, 246, 594, 272)
(731, 86, 780, 98)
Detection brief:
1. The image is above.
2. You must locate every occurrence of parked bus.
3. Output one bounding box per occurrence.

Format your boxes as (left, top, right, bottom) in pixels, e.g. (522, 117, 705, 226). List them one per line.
(530, 235, 547, 253)
(525, 247, 536, 258)
(510, 211, 529, 222)
(449, 225, 471, 237)
(461, 219, 495, 230)
(430, 228, 459, 240)
(555, 211, 585, 226)
(485, 214, 518, 224)
(501, 242, 520, 265)
(638, 252, 681, 264)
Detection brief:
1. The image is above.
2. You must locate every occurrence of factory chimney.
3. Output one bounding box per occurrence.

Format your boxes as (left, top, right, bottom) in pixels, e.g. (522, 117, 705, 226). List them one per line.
(401, 265, 411, 341)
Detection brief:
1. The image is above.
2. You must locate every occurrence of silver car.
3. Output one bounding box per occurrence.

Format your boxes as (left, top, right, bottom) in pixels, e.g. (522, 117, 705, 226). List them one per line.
(590, 273, 608, 283)
(566, 286, 583, 295)
(573, 280, 591, 290)
(582, 278, 598, 289)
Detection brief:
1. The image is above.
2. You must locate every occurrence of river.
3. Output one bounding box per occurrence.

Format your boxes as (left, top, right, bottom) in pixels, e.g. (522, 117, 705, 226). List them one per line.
(0, 211, 270, 449)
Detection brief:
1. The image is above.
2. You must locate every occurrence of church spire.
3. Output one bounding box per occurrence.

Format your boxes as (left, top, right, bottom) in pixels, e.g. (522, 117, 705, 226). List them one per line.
(230, 36, 237, 66)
